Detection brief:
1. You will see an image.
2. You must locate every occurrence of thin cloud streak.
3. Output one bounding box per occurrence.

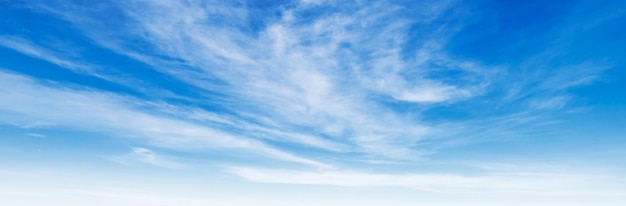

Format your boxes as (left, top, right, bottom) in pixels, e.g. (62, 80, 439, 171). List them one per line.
(108, 147, 185, 169)
(0, 70, 328, 168)
(0, 36, 91, 73)
(229, 167, 626, 195)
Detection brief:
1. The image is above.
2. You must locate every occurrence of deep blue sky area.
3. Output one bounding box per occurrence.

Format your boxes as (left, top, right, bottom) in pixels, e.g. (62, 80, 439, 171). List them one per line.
(447, 0, 577, 63)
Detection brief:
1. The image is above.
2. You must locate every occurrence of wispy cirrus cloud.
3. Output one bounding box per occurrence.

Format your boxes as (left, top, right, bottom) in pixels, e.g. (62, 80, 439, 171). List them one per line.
(87, 0, 490, 159)
(12, 0, 609, 160)
(109, 147, 185, 169)
(0, 70, 328, 168)
(25, 133, 47, 138)
(0, 36, 91, 73)
(228, 167, 626, 195)
(3, 1, 619, 194)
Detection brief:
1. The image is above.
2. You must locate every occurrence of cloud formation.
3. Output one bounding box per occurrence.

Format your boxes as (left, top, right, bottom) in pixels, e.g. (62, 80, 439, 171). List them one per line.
(1, 1, 623, 200)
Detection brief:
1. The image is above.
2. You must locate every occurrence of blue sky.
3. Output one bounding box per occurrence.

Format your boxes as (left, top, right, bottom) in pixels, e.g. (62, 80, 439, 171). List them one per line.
(1, 0, 625, 205)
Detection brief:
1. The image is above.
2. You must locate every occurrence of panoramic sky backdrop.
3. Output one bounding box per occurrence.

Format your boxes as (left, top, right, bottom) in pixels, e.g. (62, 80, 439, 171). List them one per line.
(1, 0, 625, 205)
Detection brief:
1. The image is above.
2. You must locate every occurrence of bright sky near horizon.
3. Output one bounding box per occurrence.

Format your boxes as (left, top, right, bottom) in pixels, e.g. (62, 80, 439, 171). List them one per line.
(1, 0, 626, 205)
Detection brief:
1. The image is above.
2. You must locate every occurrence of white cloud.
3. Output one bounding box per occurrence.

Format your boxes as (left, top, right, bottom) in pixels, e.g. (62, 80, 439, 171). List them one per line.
(109, 147, 184, 169)
(528, 95, 571, 110)
(1, 1, 621, 205)
(8, 120, 57, 129)
(16, 0, 514, 161)
(102, 0, 464, 158)
(0, 36, 90, 73)
(14, 0, 611, 166)
(26, 133, 47, 138)
(0, 70, 328, 168)
(229, 167, 626, 195)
